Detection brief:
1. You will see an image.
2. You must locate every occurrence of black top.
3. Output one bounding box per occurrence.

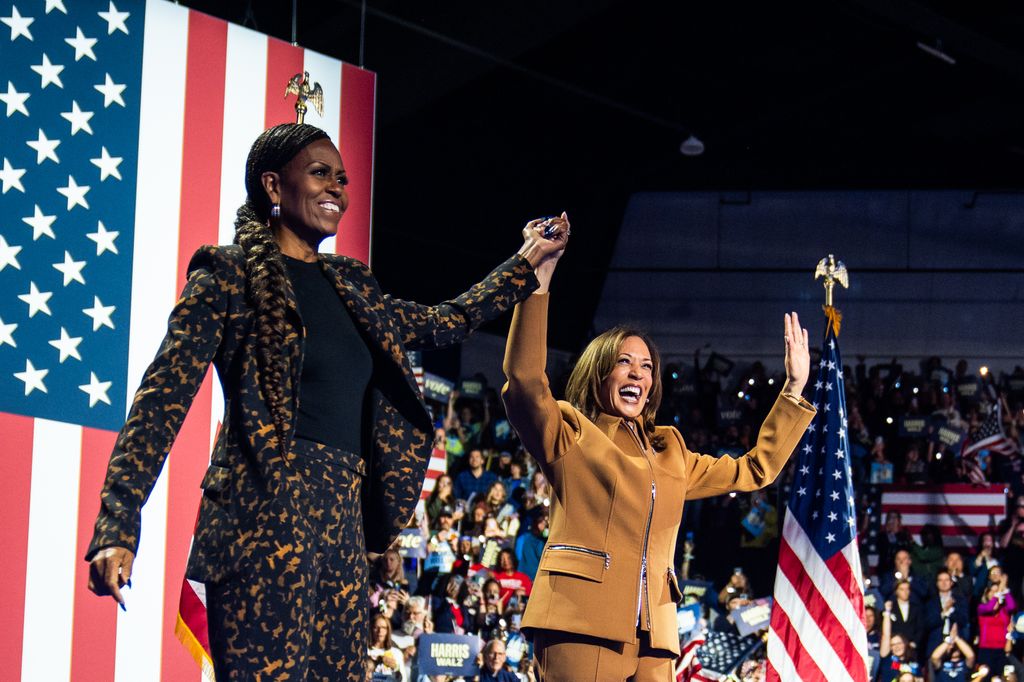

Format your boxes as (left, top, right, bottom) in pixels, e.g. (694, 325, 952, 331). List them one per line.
(284, 255, 373, 454)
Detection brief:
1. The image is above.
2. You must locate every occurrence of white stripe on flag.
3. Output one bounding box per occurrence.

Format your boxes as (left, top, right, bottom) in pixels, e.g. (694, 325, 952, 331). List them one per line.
(766, 625, 801, 681)
(881, 492, 1007, 507)
(21, 419, 82, 682)
(115, 1, 190, 679)
(303, 49, 341, 255)
(897, 513, 1000, 527)
(772, 566, 856, 682)
(217, 23, 268, 247)
(781, 515, 868, 648)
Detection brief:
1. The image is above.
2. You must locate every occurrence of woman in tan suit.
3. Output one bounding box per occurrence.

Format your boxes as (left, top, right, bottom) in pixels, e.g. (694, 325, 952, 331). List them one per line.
(502, 218, 816, 681)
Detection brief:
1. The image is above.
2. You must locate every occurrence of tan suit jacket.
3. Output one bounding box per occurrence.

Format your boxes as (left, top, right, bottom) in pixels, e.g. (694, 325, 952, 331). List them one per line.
(502, 294, 815, 654)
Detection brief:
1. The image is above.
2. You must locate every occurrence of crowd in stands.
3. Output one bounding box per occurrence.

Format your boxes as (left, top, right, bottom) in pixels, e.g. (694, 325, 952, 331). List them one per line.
(362, 357, 1024, 681)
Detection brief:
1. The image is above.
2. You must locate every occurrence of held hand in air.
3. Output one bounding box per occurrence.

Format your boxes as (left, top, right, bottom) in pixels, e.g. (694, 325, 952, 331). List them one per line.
(519, 212, 570, 294)
(783, 311, 810, 398)
(88, 546, 135, 609)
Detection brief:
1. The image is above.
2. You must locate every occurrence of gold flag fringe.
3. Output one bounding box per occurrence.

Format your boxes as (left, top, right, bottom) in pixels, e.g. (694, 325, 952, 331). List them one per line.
(823, 305, 842, 337)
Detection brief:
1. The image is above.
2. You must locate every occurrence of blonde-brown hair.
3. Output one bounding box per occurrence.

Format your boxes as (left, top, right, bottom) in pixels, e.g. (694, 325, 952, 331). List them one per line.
(565, 326, 665, 450)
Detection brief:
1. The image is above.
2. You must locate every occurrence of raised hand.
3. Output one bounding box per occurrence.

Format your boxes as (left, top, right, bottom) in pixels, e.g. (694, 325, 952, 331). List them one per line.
(520, 212, 570, 294)
(783, 311, 810, 397)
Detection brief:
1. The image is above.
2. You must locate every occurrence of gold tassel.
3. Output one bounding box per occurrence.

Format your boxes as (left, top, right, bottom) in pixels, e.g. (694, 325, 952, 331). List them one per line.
(823, 305, 843, 337)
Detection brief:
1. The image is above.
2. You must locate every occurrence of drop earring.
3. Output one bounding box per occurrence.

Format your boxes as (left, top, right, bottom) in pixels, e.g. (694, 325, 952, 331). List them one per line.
(270, 203, 281, 218)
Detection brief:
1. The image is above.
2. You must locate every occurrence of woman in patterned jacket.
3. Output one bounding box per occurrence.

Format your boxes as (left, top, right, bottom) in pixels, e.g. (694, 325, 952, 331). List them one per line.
(85, 123, 567, 679)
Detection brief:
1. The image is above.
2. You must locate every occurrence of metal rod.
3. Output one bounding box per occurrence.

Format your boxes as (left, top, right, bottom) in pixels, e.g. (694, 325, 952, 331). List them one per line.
(602, 266, 1024, 275)
(359, 0, 366, 66)
(291, 0, 298, 45)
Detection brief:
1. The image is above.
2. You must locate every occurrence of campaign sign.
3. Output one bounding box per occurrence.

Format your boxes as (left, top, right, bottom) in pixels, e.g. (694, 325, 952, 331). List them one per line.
(459, 378, 486, 399)
(679, 580, 716, 607)
(418, 634, 481, 675)
(718, 408, 743, 427)
(899, 416, 929, 438)
(957, 379, 979, 400)
(396, 528, 427, 559)
(733, 597, 773, 637)
(932, 425, 966, 449)
(423, 373, 455, 403)
(676, 602, 702, 636)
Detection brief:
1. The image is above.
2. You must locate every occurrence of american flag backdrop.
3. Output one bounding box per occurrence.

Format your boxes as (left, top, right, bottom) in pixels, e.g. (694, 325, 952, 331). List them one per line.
(880, 484, 1007, 548)
(0, 1, 375, 679)
(766, 314, 870, 682)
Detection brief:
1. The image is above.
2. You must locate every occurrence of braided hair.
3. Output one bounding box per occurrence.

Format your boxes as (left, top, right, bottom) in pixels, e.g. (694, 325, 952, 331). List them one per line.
(234, 123, 331, 452)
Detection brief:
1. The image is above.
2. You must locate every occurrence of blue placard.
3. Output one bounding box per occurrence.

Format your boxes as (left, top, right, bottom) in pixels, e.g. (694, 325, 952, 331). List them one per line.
(677, 602, 702, 636)
(733, 597, 772, 636)
(418, 634, 481, 676)
(396, 528, 427, 559)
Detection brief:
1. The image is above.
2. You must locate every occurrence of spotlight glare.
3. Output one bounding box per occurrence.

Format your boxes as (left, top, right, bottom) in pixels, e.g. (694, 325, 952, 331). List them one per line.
(886, 417, 894, 425)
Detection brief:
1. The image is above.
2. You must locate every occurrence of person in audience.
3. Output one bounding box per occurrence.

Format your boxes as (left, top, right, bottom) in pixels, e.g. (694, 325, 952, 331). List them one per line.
(370, 548, 415, 611)
(880, 600, 921, 682)
(944, 551, 973, 604)
(881, 550, 930, 603)
(455, 448, 499, 502)
(1000, 496, 1024, 596)
(877, 511, 914, 573)
(978, 567, 1017, 674)
(719, 568, 752, 607)
(928, 622, 974, 682)
(910, 524, 945, 589)
(974, 532, 1003, 599)
(923, 569, 970, 658)
(367, 613, 406, 680)
(482, 481, 519, 536)
(521, 470, 552, 523)
(426, 473, 463, 527)
(477, 639, 519, 682)
(888, 580, 924, 654)
(493, 548, 533, 607)
(434, 574, 473, 635)
(514, 509, 548, 580)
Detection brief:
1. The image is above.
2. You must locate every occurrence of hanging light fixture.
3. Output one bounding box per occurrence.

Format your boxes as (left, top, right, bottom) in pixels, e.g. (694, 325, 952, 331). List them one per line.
(679, 134, 705, 156)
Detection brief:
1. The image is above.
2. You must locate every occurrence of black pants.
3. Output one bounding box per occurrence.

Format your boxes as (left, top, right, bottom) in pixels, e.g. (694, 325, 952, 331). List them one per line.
(207, 439, 369, 680)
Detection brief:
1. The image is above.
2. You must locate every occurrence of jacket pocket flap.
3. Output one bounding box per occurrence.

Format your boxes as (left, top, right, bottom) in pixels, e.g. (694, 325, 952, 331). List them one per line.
(668, 570, 683, 603)
(539, 547, 608, 582)
(200, 465, 230, 493)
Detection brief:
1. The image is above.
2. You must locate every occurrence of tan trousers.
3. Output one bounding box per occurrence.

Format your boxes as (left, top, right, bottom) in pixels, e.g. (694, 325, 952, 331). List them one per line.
(532, 629, 675, 682)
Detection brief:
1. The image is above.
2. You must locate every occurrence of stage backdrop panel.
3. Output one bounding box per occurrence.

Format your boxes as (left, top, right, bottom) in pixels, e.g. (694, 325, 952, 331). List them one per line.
(0, 1, 375, 679)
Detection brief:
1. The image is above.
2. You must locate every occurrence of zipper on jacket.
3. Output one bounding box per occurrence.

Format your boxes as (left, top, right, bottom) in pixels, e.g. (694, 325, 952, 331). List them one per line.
(626, 421, 656, 629)
(546, 544, 611, 570)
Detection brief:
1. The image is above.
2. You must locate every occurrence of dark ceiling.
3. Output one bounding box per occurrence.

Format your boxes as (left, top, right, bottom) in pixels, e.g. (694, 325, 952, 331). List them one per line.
(182, 0, 1024, 353)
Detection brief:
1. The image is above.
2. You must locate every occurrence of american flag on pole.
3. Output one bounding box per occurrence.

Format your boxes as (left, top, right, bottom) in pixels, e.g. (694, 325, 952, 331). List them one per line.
(766, 312, 869, 682)
(0, 1, 375, 679)
(963, 401, 1020, 458)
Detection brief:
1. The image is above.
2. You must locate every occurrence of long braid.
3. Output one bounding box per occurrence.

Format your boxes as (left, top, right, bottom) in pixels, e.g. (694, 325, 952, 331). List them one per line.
(234, 123, 331, 453)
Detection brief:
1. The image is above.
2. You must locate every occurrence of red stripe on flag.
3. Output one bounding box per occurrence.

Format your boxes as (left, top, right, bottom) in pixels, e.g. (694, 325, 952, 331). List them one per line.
(767, 598, 827, 682)
(338, 63, 375, 264)
(70, 427, 118, 681)
(0, 414, 34, 675)
(901, 525, 997, 536)
(265, 38, 304, 128)
(776, 539, 862, 670)
(885, 504, 1005, 515)
(161, 12, 227, 679)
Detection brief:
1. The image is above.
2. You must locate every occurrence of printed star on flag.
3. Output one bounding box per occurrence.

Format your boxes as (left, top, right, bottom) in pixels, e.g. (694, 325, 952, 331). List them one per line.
(0, 81, 30, 117)
(65, 26, 97, 61)
(14, 360, 48, 395)
(0, 235, 22, 270)
(0, 318, 16, 347)
(87, 221, 118, 254)
(45, 0, 66, 14)
(83, 296, 115, 330)
(57, 175, 90, 209)
(0, 158, 26, 193)
(30, 53, 64, 88)
(79, 372, 113, 407)
(19, 282, 53, 317)
(1, 5, 34, 41)
(94, 73, 126, 107)
(53, 251, 86, 285)
(23, 205, 56, 240)
(91, 147, 122, 180)
(98, 2, 129, 35)
(49, 327, 82, 362)
(61, 100, 94, 135)
(26, 129, 61, 164)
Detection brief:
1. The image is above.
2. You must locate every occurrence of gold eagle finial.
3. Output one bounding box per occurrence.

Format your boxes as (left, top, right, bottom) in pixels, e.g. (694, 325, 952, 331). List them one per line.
(284, 70, 324, 124)
(814, 254, 849, 307)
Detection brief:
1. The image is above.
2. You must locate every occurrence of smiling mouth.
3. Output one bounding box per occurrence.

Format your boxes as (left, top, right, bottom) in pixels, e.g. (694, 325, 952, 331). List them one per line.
(618, 385, 642, 404)
(319, 201, 341, 213)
